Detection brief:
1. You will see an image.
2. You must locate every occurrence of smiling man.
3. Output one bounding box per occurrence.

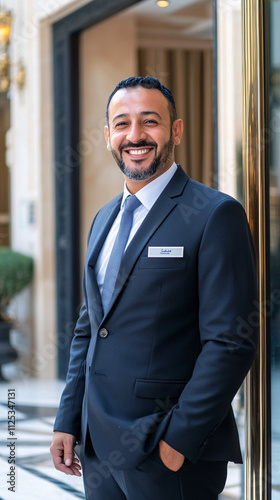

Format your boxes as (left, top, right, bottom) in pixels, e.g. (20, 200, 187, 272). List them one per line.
(51, 77, 258, 500)
(105, 84, 181, 187)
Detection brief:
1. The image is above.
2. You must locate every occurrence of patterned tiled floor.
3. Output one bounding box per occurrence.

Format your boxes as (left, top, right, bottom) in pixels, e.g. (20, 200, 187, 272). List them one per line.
(0, 365, 279, 499)
(0, 373, 85, 500)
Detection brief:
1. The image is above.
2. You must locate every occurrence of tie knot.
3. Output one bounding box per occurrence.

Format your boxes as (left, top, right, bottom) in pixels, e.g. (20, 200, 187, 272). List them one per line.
(123, 195, 141, 213)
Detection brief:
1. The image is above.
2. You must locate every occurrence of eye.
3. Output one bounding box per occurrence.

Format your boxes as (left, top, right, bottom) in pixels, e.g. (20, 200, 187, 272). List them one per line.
(144, 119, 158, 125)
(114, 121, 129, 129)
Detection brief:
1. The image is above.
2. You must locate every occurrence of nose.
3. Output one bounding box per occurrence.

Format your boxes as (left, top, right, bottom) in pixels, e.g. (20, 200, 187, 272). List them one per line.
(126, 121, 147, 143)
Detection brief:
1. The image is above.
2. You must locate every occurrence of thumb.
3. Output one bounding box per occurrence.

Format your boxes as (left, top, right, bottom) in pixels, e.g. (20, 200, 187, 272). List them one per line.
(64, 441, 74, 466)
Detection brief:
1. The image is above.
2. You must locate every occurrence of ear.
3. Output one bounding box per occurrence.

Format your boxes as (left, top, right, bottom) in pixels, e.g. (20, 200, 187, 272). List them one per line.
(172, 119, 183, 146)
(104, 125, 111, 151)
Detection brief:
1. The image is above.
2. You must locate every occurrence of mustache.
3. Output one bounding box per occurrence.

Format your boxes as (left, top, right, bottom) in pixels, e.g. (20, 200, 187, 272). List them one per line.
(119, 140, 157, 152)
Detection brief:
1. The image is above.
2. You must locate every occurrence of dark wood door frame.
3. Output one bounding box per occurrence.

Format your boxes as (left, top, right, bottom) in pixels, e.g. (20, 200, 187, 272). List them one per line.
(53, 0, 143, 378)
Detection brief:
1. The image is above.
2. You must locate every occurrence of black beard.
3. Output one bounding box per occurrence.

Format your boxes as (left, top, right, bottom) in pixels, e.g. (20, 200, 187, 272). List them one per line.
(110, 137, 174, 181)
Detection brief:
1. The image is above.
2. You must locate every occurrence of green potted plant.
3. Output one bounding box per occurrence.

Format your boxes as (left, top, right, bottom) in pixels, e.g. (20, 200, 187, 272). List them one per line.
(0, 247, 34, 379)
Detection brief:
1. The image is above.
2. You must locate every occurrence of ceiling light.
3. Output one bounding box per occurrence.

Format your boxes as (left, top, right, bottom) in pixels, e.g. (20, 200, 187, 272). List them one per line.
(156, 1, 170, 7)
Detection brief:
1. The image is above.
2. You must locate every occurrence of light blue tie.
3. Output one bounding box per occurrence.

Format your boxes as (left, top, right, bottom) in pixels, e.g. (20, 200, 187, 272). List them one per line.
(102, 195, 141, 313)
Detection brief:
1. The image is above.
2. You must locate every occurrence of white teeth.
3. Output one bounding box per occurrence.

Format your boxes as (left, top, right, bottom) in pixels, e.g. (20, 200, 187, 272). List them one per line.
(128, 149, 150, 155)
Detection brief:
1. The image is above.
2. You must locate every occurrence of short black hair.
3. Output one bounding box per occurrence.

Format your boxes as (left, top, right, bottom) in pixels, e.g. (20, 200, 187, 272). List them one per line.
(106, 76, 177, 125)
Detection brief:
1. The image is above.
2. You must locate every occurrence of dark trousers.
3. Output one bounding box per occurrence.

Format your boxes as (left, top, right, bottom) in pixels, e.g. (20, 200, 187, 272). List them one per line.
(76, 443, 228, 500)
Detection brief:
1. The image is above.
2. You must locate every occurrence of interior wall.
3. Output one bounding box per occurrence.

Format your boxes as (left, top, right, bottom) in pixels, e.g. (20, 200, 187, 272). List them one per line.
(80, 11, 137, 264)
(138, 47, 214, 187)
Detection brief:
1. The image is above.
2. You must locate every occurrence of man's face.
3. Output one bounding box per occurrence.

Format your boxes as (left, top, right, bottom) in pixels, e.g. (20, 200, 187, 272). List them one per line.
(105, 87, 182, 183)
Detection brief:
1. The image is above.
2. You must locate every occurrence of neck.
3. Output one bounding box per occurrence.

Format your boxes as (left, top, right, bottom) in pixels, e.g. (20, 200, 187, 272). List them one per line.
(125, 161, 174, 194)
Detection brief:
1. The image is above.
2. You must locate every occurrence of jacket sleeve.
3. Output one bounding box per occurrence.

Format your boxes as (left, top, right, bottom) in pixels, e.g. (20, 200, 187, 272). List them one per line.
(163, 198, 259, 463)
(53, 294, 91, 439)
(53, 221, 96, 439)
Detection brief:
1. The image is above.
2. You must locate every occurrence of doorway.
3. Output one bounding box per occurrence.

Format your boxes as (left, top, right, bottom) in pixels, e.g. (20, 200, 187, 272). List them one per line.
(53, 1, 270, 498)
(53, 0, 215, 376)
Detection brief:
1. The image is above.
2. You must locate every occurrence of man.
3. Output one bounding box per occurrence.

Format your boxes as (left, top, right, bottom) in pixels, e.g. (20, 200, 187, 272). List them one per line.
(51, 76, 258, 499)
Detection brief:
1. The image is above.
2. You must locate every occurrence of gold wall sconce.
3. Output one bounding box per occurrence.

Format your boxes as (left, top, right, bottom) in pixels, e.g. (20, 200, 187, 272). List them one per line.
(0, 10, 25, 94)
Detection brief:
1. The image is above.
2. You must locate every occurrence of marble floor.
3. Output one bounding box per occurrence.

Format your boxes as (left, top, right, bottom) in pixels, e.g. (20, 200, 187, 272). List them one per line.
(0, 369, 85, 500)
(0, 364, 278, 500)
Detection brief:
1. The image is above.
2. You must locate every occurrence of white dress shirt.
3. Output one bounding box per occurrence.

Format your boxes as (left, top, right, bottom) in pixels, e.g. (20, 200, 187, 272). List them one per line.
(95, 162, 178, 293)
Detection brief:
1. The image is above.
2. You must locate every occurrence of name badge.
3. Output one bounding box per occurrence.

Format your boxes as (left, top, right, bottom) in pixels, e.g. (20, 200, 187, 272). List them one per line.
(148, 247, 184, 258)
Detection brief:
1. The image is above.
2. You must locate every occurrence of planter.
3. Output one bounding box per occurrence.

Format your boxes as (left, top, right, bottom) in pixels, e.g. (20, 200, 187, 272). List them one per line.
(0, 321, 18, 381)
(0, 248, 33, 380)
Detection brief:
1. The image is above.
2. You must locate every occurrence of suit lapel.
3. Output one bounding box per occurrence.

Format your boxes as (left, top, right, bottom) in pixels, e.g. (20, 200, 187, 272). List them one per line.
(87, 195, 122, 268)
(86, 195, 122, 325)
(101, 166, 189, 320)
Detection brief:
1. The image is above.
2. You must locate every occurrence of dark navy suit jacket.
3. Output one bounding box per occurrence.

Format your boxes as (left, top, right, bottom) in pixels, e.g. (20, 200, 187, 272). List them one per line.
(54, 165, 258, 469)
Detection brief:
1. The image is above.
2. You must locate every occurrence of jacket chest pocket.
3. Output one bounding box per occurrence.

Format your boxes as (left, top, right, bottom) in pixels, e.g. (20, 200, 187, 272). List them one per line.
(138, 256, 188, 270)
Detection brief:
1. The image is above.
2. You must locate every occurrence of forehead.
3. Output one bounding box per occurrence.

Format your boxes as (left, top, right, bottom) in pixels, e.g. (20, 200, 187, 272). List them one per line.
(108, 87, 170, 122)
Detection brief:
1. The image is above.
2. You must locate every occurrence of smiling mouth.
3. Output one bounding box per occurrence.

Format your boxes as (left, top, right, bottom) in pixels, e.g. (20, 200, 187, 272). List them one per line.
(122, 146, 155, 159)
(126, 148, 152, 156)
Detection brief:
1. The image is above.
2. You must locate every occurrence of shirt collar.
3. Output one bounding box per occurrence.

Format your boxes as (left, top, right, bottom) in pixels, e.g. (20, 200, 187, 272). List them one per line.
(121, 162, 178, 211)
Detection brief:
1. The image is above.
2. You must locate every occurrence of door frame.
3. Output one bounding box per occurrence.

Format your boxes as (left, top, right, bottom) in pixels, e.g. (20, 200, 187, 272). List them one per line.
(242, 1, 271, 498)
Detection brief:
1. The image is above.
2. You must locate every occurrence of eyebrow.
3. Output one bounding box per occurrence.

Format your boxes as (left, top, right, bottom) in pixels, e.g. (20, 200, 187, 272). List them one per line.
(112, 111, 162, 123)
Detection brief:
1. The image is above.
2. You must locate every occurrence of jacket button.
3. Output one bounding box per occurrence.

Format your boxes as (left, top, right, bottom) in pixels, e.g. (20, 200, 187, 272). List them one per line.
(99, 328, 109, 338)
